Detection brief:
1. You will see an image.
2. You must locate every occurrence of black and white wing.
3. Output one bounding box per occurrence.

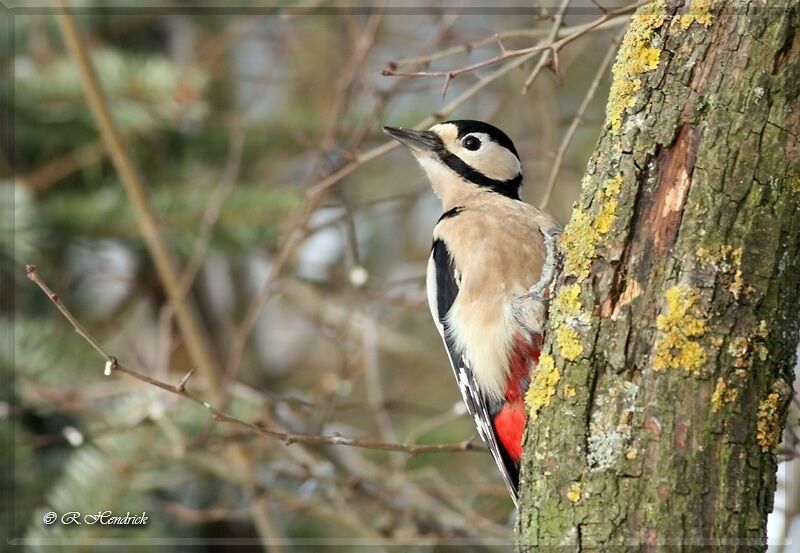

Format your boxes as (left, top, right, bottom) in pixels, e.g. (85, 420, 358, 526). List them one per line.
(427, 238, 520, 508)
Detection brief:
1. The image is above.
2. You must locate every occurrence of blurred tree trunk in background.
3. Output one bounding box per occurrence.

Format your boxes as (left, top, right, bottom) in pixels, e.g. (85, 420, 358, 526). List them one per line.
(518, 1, 799, 550)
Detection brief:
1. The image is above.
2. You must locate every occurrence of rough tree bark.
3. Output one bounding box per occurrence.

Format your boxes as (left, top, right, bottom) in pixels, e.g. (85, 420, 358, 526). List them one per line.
(517, 1, 800, 550)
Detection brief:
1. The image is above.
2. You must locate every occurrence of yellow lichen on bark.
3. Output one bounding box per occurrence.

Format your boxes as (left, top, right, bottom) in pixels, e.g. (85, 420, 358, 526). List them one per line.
(606, 0, 667, 132)
(595, 175, 623, 235)
(711, 377, 739, 413)
(549, 283, 589, 361)
(525, 354, 560, 419)
(555, 175, 625, 359)
(653, 286, 708, 372)
(728, 320, 771, 370)
(562, 174, 624, 283)
(729, 247, 745, 299)
(555, 326, 583, 361)
(566, 482, 582, 503)
(679, 0, 716, 29)
(756, 320, 769, 361)
(695, 244, 749, 299)
(562, 209, 597, 282)
(553, 282, 582, 315)
(757, 392, 784, 452)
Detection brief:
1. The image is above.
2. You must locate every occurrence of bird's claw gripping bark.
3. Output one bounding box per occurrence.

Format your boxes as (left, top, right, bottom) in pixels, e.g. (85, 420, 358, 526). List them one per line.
(529, 228, 562, 303)
(511, 228, 562, 335)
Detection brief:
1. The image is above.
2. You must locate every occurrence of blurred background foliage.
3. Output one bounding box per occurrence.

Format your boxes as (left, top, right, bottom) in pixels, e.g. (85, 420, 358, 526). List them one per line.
(3, 1, 798, 551)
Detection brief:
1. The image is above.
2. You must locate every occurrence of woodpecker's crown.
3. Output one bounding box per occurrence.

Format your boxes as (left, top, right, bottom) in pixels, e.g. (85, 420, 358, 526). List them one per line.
(383, 120, 523, 200)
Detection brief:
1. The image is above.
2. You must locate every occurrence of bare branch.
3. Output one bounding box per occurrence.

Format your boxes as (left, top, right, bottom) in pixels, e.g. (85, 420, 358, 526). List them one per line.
(177, 368, 196, 393)
(26, 264, 113, 362)
(494, 33, 509, 55)
(22, 139, 106, 194)
(521, 0, 571, 93)
(539, 31, 621, 210)
(27, 265, 483, 456)
(590, 0, 610, 15)
(388, 21, 623, 69)
(381, 1, 645, 88)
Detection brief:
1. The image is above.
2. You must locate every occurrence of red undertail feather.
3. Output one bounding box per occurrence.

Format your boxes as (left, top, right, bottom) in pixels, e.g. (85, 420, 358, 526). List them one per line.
(494, 403, 526, 460)
(493, 332, 542, 462)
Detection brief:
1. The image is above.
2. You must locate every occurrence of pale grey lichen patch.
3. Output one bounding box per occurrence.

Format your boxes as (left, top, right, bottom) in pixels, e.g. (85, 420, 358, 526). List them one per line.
(623, 112, 647, 134)
(621, 382, 640, 413)
(778, 250, 788, 275)
(587, 426, 632, 472)
(561, 526, 580, 545)
(586, 377, 638, 471)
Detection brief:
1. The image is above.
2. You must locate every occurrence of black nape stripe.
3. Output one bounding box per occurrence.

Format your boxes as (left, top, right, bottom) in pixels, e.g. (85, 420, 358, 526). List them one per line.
(437, 150, 522, 200)
(438, 206, 464, 222)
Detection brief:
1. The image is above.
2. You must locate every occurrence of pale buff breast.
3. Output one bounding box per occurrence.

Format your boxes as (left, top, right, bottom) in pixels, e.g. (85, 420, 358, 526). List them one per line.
(432, 193, 559, 401)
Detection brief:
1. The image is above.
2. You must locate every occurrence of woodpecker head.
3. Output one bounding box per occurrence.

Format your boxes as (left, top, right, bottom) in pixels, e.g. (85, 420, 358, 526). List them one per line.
(383, 120, 522, 203)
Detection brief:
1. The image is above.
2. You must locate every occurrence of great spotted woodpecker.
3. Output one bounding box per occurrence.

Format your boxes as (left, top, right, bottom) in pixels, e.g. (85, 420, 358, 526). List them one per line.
(384, 120, 561, 507)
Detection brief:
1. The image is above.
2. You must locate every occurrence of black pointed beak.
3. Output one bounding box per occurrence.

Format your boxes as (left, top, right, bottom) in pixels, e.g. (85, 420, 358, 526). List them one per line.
(383, 126, 441, 151)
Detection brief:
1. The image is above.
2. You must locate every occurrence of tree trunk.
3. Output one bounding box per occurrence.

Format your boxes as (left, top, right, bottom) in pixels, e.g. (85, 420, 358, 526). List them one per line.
(517, 1, 800, 550)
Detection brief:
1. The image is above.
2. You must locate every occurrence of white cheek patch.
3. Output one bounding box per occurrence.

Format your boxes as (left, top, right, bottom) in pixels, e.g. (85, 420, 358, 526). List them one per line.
(457, 139, 521, 182)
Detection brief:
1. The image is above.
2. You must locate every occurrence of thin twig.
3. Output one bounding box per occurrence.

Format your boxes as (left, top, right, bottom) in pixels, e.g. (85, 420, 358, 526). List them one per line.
(390, 28, 553, 68)
(361, 319, 401, 454)
(381, 1, 645, 85)
(164, 502, 250, 524)
(345, 13, 460, 151)
(389, 18, 627, 70)
(26, 265, 482, 456)
(177, 368, 195, 393)
(228, 445, 284, 553)
(26, 264, 112, 361)
(404, 406, 465, 448)
(591, 0, 610, 14)
(176, 125, 246, 300)
(521, 0, 571, 93)
(539, 31, 620, 210)
(220, 9, 382, 389)
(23, 139, 106, 194)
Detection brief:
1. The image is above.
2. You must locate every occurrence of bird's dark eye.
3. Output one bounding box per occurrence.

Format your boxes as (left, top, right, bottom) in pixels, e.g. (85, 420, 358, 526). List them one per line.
(462, 136, 481, 151)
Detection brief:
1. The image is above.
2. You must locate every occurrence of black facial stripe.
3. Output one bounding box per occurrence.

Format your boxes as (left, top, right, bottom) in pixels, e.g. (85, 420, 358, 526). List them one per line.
(446, 120, 520, 160)
(437, 150, 522, 200)
(438, 206, 464, 222)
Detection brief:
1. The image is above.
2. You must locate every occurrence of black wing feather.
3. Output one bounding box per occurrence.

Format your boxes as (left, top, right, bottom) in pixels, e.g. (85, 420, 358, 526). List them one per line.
(430, 238, 520, 507)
